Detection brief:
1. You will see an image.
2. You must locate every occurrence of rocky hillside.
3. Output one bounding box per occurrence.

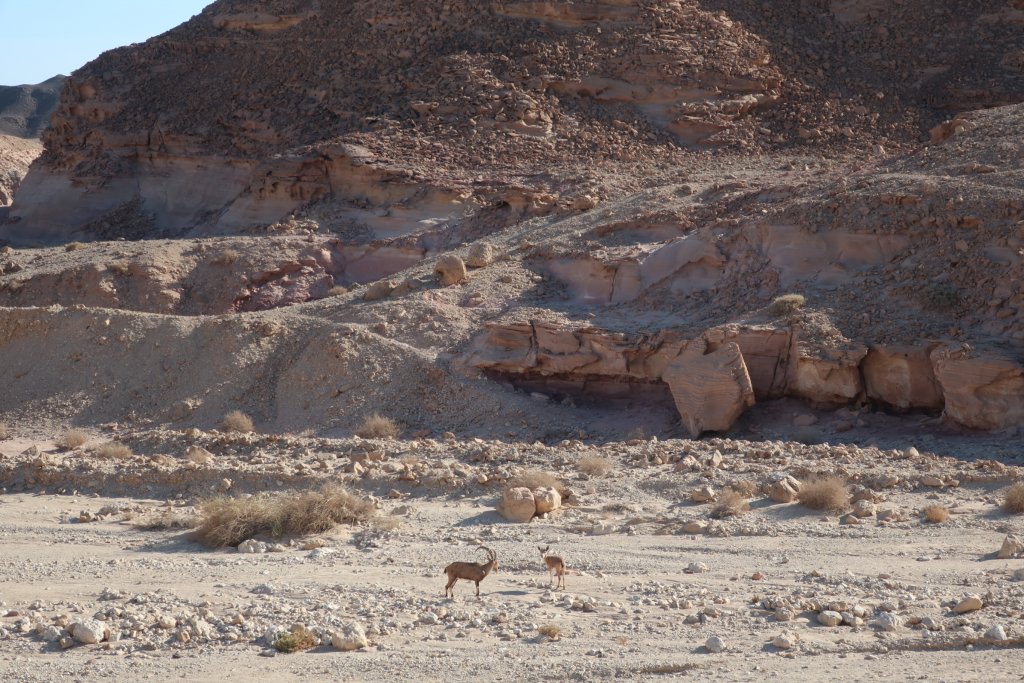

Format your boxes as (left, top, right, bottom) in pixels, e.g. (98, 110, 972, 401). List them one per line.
(4, 0, 1023, 244)
(0, 76, 64, 138)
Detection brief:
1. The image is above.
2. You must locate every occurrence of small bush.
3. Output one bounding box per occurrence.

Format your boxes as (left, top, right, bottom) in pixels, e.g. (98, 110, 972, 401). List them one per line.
(273, 628, 317, 654)
(107, 261, 130, 276)
(0, 422, 8, 440)
(711, 487, 750, 519)
(537, 624, 561, 640)
(356, 414, 400, 439)
(65, 242, 86, 252)
(58, 429, 89, 451)
(918, 282, 960, 313)
(223, 410, 254, 433)
(370, 515, 402, 533)
(327, 285, 349, 297)
(212, 249, 240, 266)
(508, 469, 560, 491)
(194, 485, 375, 548)
(922, 504, 949, 524)
(94, 441, 133, 460)
(1003, 483, 1024, 514)
(578, 455, 613, 477)
(134, 511, 200, 531)
(797, 477, 850, 513)
(770, 293, 806, 316)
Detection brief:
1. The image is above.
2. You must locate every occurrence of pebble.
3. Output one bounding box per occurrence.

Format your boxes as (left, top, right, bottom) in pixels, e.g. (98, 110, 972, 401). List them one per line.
(772, 632, 797, 650)
(817, 610, 843, 627)
(705, 635, 726, 653)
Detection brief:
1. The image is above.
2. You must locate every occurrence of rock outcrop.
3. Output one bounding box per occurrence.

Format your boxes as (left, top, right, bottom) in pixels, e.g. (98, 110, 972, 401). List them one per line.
(662, 341, 755, 437)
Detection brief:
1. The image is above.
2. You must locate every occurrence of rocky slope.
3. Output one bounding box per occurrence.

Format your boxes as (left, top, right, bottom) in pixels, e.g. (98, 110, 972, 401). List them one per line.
(0, 76, 64, 138)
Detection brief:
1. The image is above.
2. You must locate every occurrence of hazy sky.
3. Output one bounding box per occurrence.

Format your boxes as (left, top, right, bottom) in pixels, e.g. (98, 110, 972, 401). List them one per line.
(0, 1, 211, 85)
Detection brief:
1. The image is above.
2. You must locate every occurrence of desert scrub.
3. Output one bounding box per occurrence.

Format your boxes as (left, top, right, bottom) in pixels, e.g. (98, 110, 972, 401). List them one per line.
(222, 410, 254, 433)
(273, 627, 318, 653)
(212, 249, 239, 266)
(797, 477, 849, 513)
(107, 261, 130, 276)
(94, 441, 133, 460)
(770, 293, 806, 316)
(0, 422, 8, 440)
(1003, 483, 1024, 514)
(356, 413, 400, 439)
(194, 485, 375, 548)
(134, 511, 200, 531)
(922, 504, 950, 524)
(537, 624, 561, 641)
(57, 429, 89, 451)
(710, 487, 750, 519)
(327, 285, 349, 297)
(578, 455, 613, 477)
(508, 469, 561, 491)
(65, 241, 86, 252)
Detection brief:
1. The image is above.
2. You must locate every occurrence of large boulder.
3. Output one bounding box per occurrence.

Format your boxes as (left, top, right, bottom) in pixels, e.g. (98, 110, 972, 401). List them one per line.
(331, 622, 368, 651)
(533, 487, 561, 514)
(435, 254, 468, 286)
(662, 341, 755, 437)
(497, 486, 537, 522)
(71, 619, 109, 645)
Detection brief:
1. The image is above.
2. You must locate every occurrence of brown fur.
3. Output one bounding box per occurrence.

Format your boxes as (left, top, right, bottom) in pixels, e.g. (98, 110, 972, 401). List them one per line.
(539, 546, 566, 590)
(444, 546, 498, 598)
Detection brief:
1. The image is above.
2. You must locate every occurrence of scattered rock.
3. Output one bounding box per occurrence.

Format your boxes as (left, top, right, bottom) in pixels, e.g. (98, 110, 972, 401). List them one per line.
(870, 612, 902, 632)
(331, 623, 368, 651)
(766, 475, 801, 504)
(998, 534, 1024, 560)
(466, 243, 495, 268)
(817, 610, 843, 627)
(985, 624, 1007, 642)
(704, 635, 726, 653)
(691, 486, 716, 503)
(533, 486, 561, 515)
(685, 562, 710, 574)
(363, 279, 397, 301)
(953, 595, 983, 614)
(496, 486, 536, 523)
(435, 254, 468, 286)
(772, 632, 797, 650)
(238, 539, 269, 554)
(71, 619, 108, 645)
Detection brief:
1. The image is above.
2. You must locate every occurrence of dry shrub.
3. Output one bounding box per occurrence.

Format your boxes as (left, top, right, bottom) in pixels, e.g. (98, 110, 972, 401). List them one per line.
(537, 624, 561, 640)
(107, 261, 130, 276)
(223, 410, 254, 433)
(508, 469, 560, 491)
(578, 455, 613, 477)
(327, 285, 349, 297)
(922, 504, 949, 524)
(194, 485, 375, 548)
(65, 242, 86, 252)
(627, 426, 648, 441)
(94, 441, 133, 460)
(356, 414, 400, 439)
(797, 477, 850, 513)
(770, 293, 806, 316)
(58, 429, 89, 451)
(1003, 483, 1024, 514)
(273, 628, 317, 654)
(711, 487, 750, 519)
(212, 249, 239, 266)
(370, 515, 402, 533)
(0, 423, 8, 440)
(134, 511, 200, 531)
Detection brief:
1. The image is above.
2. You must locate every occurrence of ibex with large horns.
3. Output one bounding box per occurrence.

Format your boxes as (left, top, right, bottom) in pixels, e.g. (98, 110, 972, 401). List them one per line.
(444, 546, 499, 598)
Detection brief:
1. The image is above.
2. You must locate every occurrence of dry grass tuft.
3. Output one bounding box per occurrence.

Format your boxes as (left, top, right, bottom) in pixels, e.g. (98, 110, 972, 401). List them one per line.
(537, 624, 561, 640)
(1003, 483, 1024, 514)
(223, 410, 254, 433)
(922, 504, 950, 524)
(212, 249, 240, 266)
(194, 485, 375, 548)
(134, 511, 200, 531)
(94, 441, 133, 460)
(508, 469, 560, 491)
(65, 242, 86, 252)
(356, 413, 401, 439)
(710, 487, 750, 519)
(57, 429, 89, 451)
(770, 293, 806, 316)
(797, 477, 850, 513)
(0, 422, 8, 440)
(578, 455, 614, 477)
(370, 515, 402, 533)
(327, 285, 349, 297)
(107, 261, 131, 276)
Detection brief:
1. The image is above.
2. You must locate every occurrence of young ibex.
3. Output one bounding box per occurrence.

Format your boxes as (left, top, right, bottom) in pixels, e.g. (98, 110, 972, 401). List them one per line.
(538, 546, 566, 590)
(444, 546, 499, 598)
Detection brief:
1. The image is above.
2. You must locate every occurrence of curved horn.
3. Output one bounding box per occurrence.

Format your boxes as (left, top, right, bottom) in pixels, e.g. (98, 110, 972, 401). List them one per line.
(478, 546, 496, 562)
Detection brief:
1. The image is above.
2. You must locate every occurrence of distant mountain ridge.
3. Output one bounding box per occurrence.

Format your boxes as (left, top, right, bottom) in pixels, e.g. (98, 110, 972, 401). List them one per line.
(0, 75, 65, 138)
